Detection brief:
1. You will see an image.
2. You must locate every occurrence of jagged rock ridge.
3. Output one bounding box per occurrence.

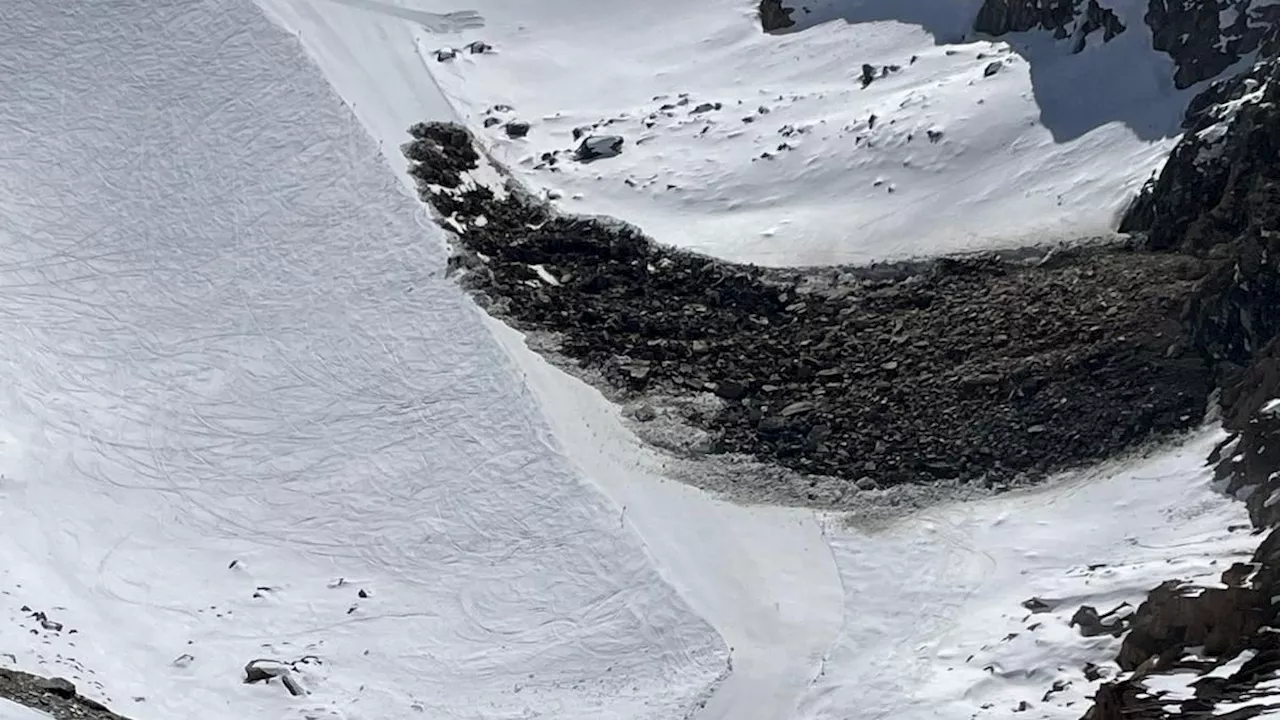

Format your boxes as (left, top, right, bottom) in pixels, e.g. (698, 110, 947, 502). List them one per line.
(975, 0, 1126, 53)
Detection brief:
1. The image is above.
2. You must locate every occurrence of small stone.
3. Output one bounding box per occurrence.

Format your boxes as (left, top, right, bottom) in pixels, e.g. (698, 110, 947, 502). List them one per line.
(435, 48, 458, 62)
(504, 121, 531, 139)
(465, 40, 492, 54)
(983, 61, 1002, 77)
(861, 63, 877, 87)
(483, 117, 501, 128)
(855, 476, 878, 491)
(1021, 597, 1058, 613)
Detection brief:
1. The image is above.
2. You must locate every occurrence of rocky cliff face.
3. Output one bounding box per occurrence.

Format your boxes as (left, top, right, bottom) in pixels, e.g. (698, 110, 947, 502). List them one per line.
(976, 0, 1280, 85)
(974, 0, 1126, 53)
(1081, 48, 1280, 711)
(1148, 0, 1280, 87)
(1120, 52, 1280, 369)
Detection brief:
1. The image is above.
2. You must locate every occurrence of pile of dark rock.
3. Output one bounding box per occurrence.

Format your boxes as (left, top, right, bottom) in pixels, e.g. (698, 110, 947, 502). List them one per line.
(406, 121, 1218, 494)
(0, 667, 131, 720)
(762, 0, 1280, 90)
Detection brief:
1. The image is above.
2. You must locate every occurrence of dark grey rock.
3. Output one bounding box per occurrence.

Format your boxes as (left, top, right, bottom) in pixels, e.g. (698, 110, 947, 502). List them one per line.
(574, 135, 624, 162)
(402, 121, 1217, 500)
(503, 121, 531, 139)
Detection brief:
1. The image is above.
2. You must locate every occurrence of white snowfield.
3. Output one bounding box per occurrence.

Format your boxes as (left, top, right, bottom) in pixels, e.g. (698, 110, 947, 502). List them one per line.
(425, 0, 1202, 266)
(0, 1, 1260, 720)
(0, 700, 49, 720)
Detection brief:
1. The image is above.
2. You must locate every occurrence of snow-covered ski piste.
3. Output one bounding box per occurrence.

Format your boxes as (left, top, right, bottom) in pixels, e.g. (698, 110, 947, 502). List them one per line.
(0, 0, 1266, 719)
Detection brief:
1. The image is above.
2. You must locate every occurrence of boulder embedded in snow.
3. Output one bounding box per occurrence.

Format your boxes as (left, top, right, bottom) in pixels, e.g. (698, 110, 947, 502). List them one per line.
(983, 61, 1003, 77)
(573, 135, 624, 162)
(465, 40, 492, 54)
(35, 677, 75, 699)
(503, 121, 530, 139)
(758, 0, 795, 33)
(1069, 603, 1131, 638)
(1021, 596, 1060, 613)
(434, 48, 457, 62)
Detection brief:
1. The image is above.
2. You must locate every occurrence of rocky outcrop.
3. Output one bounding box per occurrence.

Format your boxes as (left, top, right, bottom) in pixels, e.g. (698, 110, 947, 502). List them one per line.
(1121, 56, 1280, 369)
(1121, 55, 1280, 254)
(975, 0, 1126, 53)
(406, 122, 1218, 503)
(0, 666, 133, 720)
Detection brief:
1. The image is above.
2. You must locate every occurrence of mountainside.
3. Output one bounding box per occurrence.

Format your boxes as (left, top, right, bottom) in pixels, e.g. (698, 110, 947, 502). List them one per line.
(13, 1, 1280, 719)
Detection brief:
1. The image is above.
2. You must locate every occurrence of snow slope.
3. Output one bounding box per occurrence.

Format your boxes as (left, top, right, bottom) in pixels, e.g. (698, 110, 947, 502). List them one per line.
(0, 1, 731, 717)
(424, 0, 1198, 266)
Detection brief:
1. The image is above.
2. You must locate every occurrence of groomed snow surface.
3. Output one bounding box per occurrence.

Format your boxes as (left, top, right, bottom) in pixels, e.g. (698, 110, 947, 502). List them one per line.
(0, 0, 1259, 719)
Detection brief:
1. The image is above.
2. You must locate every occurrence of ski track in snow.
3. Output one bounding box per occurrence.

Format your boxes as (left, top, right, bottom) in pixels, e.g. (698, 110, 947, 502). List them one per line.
(0, 0, 1263, 719)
